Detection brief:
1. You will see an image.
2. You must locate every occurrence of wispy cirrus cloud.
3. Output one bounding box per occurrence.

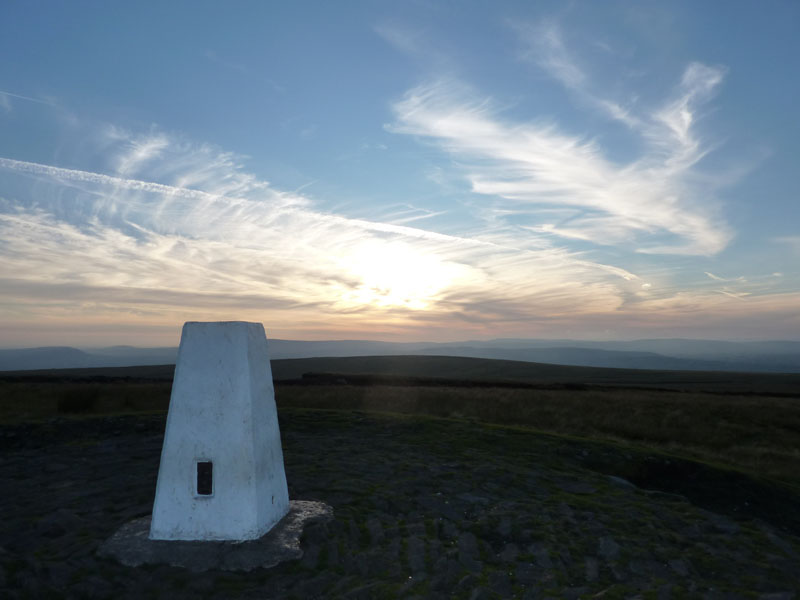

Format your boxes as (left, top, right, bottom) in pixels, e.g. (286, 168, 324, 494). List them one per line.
(516, 21, 732, 195)
(0, 156, 490, 248)
(704, 271, 746, 283)
(389, 70, 730, 255)
(1, 118, 796, 343)
(518, 20, 586, 89)
(699, 269, 796, 305)
(0, 125, 652, 343)
(650, 62, 725, 168)
(107, 129, 170, 176)
(374, 23, 427, 58)
(386, 19, 734, 256)
(514, 21, 642, 129)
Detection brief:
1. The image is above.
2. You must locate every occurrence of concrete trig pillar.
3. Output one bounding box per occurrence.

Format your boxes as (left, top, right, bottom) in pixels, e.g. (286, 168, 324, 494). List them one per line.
(149, 321, 290, 540)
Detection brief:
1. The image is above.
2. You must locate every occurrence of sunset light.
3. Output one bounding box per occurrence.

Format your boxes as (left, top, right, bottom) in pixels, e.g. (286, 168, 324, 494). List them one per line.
(338, 241, 460, 310)
(0, 2, 798, 346)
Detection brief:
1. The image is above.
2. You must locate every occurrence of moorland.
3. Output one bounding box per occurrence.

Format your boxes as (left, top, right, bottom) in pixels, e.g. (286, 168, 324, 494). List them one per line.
(3, 355, 800, 485)
(1, 355, 799, 598)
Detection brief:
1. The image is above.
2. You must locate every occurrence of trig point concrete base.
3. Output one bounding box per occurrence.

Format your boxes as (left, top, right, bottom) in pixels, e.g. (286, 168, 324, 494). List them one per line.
(99, 500, 333, 572)
(149, 321, 290, 541)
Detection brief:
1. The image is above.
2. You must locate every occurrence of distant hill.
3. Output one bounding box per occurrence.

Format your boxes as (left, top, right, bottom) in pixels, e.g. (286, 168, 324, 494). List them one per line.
(0, 346, 177, 371)
(1, 338, 799, 373)
(270, 355, 800, 395)
(407, 345, 728, 371)
(0, 347, 97, 371)
(268, 339, 800, 372)
(3, 355, 800, 396)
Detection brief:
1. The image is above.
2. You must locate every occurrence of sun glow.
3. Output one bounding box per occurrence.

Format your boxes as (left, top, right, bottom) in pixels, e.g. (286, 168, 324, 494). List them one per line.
(338, 241, 459, 310)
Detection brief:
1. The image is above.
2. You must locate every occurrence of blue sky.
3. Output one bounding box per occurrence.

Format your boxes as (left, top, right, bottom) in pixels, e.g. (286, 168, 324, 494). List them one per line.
(1, 1, 799, 347)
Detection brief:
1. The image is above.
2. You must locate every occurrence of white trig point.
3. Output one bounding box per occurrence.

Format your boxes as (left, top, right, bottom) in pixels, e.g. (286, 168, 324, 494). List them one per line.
(149, 321, 290, 541)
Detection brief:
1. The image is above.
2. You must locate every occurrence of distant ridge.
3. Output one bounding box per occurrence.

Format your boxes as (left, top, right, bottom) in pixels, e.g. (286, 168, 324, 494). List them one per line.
(0, 347, 97, 371)
(3, 355, 800, 396)
(0, 346, 177, 371)
(1, 338, 799, 373)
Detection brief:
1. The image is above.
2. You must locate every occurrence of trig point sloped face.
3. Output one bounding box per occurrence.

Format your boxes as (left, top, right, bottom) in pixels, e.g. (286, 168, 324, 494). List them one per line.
(149, 321, 290, 541)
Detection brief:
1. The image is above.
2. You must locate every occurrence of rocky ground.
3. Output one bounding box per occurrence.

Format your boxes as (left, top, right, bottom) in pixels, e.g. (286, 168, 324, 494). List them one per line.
(1, 409, 799, 599)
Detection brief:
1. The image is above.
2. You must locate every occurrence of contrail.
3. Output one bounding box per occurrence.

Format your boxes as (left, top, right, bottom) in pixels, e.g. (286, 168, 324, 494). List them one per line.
(0, 156, 497, 249)
(0, 156, 228, 203)
(0, 90, 55, 106)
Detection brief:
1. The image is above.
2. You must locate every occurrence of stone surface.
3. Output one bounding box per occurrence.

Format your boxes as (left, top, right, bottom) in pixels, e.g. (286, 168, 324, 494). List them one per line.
(100, 500, 332, 571)
(150, 321, 289, 541)
(2, 410, 800, 598)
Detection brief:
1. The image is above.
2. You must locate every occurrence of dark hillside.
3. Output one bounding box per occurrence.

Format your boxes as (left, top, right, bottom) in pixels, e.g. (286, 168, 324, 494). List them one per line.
(270, 355, 800, 395)
(2, 354, 800, 395)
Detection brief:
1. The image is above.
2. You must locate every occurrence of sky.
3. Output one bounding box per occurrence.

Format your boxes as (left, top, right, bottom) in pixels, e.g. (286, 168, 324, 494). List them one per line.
(1, 1, 799, 347)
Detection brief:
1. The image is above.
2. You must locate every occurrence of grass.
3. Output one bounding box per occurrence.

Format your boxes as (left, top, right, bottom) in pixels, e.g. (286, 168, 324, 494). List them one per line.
(269, 355, 800, 395)
(274, 383, 800, 486)
(2, 355, 799, 487)
(0, 380, 171, 421)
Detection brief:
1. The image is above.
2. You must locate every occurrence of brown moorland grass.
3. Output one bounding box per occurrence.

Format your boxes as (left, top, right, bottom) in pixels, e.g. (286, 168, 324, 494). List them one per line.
(275, 383, 800, 487)
(0, 381, 171, 422)
(2, 359, 799, 487)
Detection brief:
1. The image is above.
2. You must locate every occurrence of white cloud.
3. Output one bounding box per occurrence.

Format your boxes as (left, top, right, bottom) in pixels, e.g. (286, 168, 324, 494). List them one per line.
(2, 103, 787, 341)
(112, 130, 170, 176)
(374, 23, 426, 57)
(389, 73, 731, 255)
(0, 155, 271, 208)
(522, 21, 586, 89)
(0, 128, 648, 334)
(650, 62, 725, 168)
(717, 289, 750, 300)
(515, 22, 642, 129)
(510, 22, 732, 254)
